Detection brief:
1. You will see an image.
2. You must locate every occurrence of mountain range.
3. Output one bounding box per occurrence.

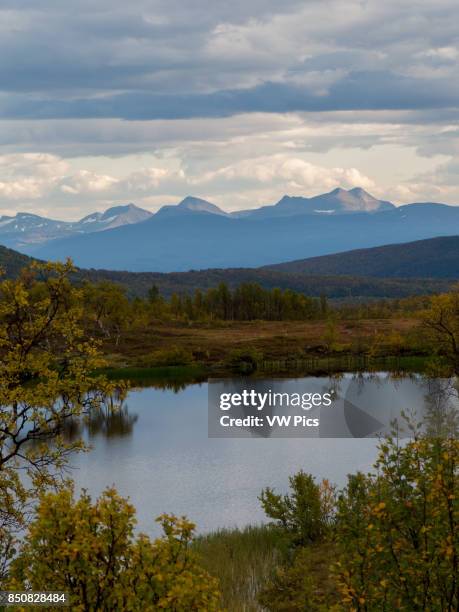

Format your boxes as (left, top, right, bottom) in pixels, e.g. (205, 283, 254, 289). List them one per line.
(0, 203, 152, 250)
(1, 188, 459, 272)
(231, 187, 395, 218)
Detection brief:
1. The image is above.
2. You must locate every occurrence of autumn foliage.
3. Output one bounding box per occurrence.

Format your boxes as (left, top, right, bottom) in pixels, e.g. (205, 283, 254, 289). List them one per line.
(9, 486, 221, 611)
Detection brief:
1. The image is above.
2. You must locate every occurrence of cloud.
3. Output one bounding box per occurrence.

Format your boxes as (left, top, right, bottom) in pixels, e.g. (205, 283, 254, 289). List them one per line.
(193, 155, 376, 193)
(0, 153, 69, 200)
(0, 0, 458, 118)
(0, 150, 380, 217)
(2, 71, 459, 121)
(60, 170, 120, 195)
(0, 0, 459, 212)
(0, 109, 456, 164)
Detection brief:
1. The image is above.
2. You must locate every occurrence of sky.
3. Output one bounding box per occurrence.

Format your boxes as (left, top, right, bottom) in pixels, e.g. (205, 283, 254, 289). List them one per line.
(1, 0, 459, 220)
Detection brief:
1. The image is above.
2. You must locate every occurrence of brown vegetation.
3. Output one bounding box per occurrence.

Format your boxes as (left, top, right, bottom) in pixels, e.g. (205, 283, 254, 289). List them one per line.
(102, 318, 422, 369)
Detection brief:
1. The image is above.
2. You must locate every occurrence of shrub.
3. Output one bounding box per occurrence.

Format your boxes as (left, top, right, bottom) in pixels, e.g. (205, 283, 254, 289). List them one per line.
(142, 346, 194, 367)
(225, 347, 263, 374)
(258, 545, 340, 611)
(334, 437, 459, 610)
(259, 435, 459, 610)
(321, 317, 339, 353)
(8, 486, 221, 611)
(259, 471, 336, 547)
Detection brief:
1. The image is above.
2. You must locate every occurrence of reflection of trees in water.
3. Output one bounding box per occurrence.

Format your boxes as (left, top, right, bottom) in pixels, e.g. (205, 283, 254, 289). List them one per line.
(62, 391, 138, 440)
(340, 371, 459, 439)
(144, 380, 195, 393)
(86, 403, 138, 438)
(351, 370, 418, 391)
(123, 377, 207, 393)
(59, 373, 459, 441)
(422, 377, 459, 438)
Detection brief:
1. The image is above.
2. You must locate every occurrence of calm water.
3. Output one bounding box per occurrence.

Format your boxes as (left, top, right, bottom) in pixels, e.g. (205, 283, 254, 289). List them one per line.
(68, 377, 387, 536)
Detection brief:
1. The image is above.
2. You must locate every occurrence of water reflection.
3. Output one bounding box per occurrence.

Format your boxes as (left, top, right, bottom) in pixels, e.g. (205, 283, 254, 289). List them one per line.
(63, 393, 138, 440)
(71, 373, 459, 442)
(87, 404, 138, 438)
(68, 372, 459, 535)
(209, 372, 459, 439)
(109, 373, 208, 393)
(342, 372, 459, 439)
(423, 377, 459, 438)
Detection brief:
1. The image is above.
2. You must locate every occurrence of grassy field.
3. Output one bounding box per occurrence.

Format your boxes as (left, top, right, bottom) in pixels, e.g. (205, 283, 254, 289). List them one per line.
(102, 318, 421, 365)
(98, 317, 432, 382)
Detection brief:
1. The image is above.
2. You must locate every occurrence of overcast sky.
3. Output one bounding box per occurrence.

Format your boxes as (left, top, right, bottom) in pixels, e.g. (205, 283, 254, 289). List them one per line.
(1, 0, 459, 219)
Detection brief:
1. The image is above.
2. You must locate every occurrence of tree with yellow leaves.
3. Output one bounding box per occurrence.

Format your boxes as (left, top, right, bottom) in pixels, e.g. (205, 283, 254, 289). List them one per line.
(335, 436, 459, 610)
(423, 290, 459, 373)
(0, 260, 122, 581)
(9, 485, 221, 611)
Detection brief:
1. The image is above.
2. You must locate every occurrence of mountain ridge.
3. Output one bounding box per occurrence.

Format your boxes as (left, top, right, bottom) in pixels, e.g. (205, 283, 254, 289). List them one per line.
(2, 187, 459, 271)
(233, 187, 395, 219)
(156, 196, 229, 218)
(28, 200, 459, 272)
(0, 203, 152, 250)
(263, 235, 459, 279)
(0, 240, 453, 301)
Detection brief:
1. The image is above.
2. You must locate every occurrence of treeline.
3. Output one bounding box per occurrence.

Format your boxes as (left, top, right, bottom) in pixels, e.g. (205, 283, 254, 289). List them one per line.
(77, 279, 447, 351)
(165, 283, 325, 321)
(0, 244, 452, 301)
(77, 265, 452, 300)
(81, 281, 327, 344)
(81, 278, 434, 340)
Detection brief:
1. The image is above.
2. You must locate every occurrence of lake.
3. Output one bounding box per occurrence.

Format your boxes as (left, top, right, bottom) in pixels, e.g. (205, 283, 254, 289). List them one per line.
(68, 373, 456, 536)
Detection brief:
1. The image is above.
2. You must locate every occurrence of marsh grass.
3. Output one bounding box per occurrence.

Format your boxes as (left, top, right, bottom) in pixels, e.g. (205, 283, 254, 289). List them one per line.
(93, 364, 207, 387)
(193, 525, 285, 611)
(95, 354, 430, 387)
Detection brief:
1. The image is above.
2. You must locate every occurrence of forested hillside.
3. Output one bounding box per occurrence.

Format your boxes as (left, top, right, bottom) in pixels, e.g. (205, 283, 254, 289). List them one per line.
(79, 267, 451, 299)
(265, 236, 459, 278)
(0, 245, 38, 276)
(0, 243, 452, 299)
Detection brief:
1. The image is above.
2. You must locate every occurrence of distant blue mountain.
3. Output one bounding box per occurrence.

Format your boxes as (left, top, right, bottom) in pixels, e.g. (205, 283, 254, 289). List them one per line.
(0, 203, 152, 250)
(232, 187, 395, 218)
(156, 196, 229, 217)
(24, 188, 459, 272)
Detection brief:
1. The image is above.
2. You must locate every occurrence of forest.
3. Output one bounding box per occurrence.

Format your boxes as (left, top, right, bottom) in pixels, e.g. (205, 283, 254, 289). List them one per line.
(82, 277, 435, 329)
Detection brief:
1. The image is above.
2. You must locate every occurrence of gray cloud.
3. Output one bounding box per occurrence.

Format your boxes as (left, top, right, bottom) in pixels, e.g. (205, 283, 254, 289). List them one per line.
(0, 0, 458, 117)
(1, 0, 459, 214)
(2, 71, 458, 121)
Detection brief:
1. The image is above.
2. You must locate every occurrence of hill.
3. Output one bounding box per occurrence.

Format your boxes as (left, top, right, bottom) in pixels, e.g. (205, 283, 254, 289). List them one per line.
(79, 267, 451, 300)
(0, 244, 37, 277)
(264, 236, 459, 279)
(0, 242, 453, 300)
